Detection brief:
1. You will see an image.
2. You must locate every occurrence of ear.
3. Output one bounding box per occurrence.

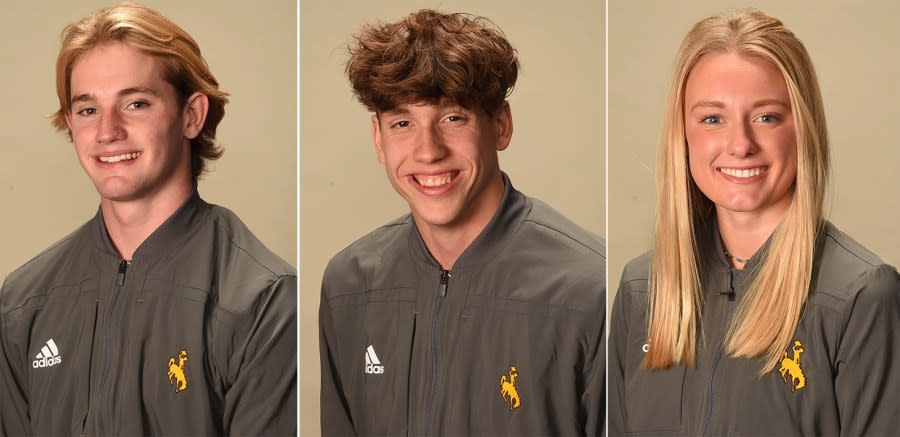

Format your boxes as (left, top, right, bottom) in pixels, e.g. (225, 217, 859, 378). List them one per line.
(64, 112, 74, 141)
(493, 101, 513, 151)
(182, 92, 209, 140)
(372, 114, 385, 164)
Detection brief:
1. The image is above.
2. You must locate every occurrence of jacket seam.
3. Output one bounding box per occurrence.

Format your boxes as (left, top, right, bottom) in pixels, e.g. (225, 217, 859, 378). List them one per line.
(522, 218, 604, 257)
(209, 214, 285, 277)
(823, 233, 881, 267)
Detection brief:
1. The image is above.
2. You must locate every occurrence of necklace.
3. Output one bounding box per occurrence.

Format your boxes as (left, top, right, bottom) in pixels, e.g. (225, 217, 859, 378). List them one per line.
(724, 250, 750, 264)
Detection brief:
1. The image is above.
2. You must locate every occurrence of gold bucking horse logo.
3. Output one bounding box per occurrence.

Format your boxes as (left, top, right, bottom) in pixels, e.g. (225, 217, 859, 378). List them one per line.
(778, 340, 806, 392)
(499, 366, 521, 410)
(167, 349, 189, 393)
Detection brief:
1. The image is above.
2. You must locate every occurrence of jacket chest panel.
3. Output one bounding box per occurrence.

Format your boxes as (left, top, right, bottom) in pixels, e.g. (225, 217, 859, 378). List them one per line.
(328, 274, 592, 435)
(21, 283, 98, 435)
(621, 288, 840, 436)
(430, 296, 591, 435)
(621, 292, 687, 434)
(21, 276, 219, 435)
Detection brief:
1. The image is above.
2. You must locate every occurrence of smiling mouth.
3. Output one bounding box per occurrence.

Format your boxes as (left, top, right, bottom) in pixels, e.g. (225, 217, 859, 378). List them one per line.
(97, 152, 141, 163)
(717, 166, 768, 178)
(413, 171, 457, 188)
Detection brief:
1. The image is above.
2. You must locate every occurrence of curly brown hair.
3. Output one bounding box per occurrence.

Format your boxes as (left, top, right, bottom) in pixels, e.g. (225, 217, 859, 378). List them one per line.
(53, 2, 229, 179)
(347, 9, 519, 115)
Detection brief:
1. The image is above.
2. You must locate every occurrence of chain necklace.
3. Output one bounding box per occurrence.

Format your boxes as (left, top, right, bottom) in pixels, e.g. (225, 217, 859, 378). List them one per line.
(724, 250, 750, 264)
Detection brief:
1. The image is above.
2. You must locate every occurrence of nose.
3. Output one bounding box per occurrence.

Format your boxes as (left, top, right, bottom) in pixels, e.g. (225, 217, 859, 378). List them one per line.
(412, 123, 448, 163)
(726, 118, 758, 157)
(96, 110, 126, 144)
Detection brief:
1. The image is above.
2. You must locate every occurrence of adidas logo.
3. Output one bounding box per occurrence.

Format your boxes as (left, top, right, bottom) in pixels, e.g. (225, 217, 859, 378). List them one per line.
(365, 345, 384, 375)
(33, 338, 62, 369)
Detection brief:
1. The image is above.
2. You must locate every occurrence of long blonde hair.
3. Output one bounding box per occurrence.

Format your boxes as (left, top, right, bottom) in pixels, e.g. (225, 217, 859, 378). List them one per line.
(646, 9, 829, 373)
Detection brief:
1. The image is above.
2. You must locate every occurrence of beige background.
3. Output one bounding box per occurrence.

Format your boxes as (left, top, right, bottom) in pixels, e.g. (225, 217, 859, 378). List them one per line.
(609, 1, 900, 308)
(0, 0, 297, 284)
(300, 1, 604, 434)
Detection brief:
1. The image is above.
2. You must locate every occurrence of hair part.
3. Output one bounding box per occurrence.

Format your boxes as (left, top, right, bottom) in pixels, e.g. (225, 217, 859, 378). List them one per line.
(53, 2, 229, 179)
(346, 9, 519, 115)
(646, 9, 829, 374)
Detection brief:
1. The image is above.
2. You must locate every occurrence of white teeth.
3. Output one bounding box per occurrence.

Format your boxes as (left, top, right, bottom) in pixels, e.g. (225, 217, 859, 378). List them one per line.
(415, 173, 453, 187)
(719, 167, 766, 178)
(98, 152, 140, 163)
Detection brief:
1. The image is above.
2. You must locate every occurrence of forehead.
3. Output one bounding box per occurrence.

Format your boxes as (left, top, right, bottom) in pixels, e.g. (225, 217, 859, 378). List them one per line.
(70, 42, 169, 98)
(381, 99, 470, 116)
(684, 52, 788, 103)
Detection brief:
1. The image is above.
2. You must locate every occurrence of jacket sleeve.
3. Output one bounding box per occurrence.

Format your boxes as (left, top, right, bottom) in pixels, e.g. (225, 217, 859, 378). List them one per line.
(223, 275, 297, 436)
(608, 277, 629, 437)
(319, 286, 357, 436)
(0, 285, 30, 436)
(834, 265, 900, 436)
(580, 293, 606, 437)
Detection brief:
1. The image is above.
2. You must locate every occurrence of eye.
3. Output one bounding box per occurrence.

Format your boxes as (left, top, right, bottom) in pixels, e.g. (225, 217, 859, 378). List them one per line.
(126, 101, 149, 110)
(700, 115, 722, 124)
(757, 113, 780, 123)
(444, 114, 466, 124)
(391, 120, 411, 128)
(76, 107, 97, 116)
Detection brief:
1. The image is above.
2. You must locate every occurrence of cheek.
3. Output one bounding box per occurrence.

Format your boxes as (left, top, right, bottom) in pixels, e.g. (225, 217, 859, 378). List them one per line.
(378, 146, 404, 174)
(685, 136, 719, 197)
(71, 128, 93, 155)
(685, 141, 711, 178)
(768, 128, 798, 179)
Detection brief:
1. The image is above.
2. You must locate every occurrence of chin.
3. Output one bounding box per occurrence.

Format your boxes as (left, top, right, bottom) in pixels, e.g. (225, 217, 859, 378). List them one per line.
(94, 182, 145, 203)
(410, 205, 462, 228)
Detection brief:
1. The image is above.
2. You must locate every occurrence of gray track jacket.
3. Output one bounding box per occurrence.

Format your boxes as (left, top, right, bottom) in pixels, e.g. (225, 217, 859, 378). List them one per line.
(610, 221, 900, 436)
(320, 176, 606, 436)
(0, 192, 297, 436)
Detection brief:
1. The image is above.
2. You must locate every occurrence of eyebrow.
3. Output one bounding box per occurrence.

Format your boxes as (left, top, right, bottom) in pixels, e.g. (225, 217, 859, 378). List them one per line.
(381, 107, 411, 117)
(689, 98, 790, 112)
(70, 87, 161, 105)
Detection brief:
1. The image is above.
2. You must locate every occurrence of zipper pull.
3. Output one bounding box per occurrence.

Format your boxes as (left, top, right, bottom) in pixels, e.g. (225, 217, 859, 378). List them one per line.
(719, 269, 736, 301)
(727, 269, 736, 301)
(439, 270, 450, 297)
(117, 260, 128, 286)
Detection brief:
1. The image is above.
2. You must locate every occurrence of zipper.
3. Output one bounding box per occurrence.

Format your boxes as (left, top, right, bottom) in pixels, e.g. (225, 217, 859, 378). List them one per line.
(97, 260, 129, 436)
(79, 300, 100, 437)
(701, 268, 736, 436)
(424, 269, 450, 435)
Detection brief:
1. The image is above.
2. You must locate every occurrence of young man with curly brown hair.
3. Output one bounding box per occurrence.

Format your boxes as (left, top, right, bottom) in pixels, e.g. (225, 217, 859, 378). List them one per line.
(319, 9, 605, 435)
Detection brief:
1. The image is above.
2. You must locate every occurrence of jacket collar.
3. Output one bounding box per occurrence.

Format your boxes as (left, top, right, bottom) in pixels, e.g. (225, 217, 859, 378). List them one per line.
(697, 214, 773, 297)
(91, 190, 211, 261)
(410, 172, 529, 272)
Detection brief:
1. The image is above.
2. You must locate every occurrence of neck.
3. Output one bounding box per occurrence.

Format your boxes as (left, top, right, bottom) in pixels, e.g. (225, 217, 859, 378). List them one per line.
(415, 174, 505, 270)
(417, 224, 484, 271)
(101, 182, 193, 260)
(716, 200, 790, 270)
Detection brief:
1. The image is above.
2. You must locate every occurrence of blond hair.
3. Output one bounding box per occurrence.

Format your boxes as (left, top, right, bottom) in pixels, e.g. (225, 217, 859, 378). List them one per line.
(646, 9, 829, 373)
(53, 2, 229, 179)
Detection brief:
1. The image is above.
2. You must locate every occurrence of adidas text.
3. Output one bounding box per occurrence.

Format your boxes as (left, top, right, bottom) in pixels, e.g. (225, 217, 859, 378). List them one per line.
(33, 356, 62, 368)
(33, 338, 62, 369)
(365, 345, 384, 375)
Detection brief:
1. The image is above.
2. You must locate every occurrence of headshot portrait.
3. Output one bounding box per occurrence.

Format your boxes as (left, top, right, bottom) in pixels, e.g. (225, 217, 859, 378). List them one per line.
(300, 0, 604, 435)
(609, 1, 899, 435)
(0, 1, 296, 435)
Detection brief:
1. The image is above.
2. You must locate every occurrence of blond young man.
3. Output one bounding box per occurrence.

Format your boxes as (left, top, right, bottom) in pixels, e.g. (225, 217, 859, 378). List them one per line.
(0, 3, 296, 435)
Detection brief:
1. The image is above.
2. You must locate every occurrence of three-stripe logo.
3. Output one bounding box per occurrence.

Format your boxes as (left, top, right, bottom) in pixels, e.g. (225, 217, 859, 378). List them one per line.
(365, 345, 384, 375)
(33, 338, 62, 368)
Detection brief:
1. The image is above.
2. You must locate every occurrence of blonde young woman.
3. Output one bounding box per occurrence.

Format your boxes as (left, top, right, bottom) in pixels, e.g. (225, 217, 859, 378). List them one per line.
(609, 10, 900, 436)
